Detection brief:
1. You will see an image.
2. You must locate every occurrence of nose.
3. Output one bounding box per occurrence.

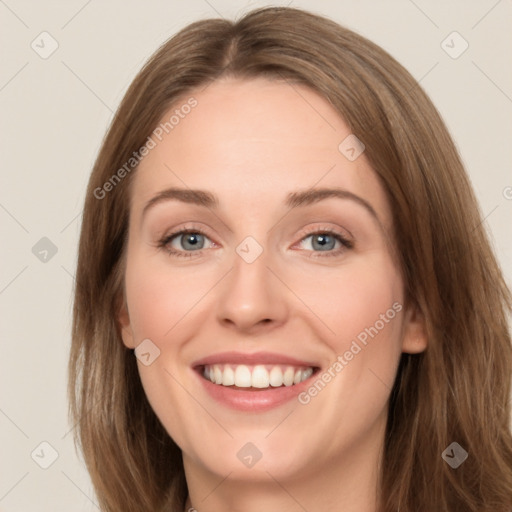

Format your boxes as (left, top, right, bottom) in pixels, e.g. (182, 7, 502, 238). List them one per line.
(216, 249, 289, 334)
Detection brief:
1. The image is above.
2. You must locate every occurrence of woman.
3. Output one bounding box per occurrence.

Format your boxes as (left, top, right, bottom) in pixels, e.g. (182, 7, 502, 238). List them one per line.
(69, 6, 512, 511)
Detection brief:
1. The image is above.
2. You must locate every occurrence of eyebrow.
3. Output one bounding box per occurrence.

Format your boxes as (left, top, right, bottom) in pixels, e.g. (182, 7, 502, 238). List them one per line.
(141, 186, 379, 222)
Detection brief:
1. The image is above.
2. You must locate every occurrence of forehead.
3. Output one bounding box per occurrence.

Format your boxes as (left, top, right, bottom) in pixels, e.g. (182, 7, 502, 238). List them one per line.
(130, 77, 392, 231)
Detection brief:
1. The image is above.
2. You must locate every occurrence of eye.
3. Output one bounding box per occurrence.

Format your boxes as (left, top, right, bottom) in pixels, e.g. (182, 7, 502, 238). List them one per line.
(157, 226, 353, 259)
(158, 228, 214, 258)
(296, 229, 353, 258)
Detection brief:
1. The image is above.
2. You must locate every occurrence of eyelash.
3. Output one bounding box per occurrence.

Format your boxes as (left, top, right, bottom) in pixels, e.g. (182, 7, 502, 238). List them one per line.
(157, 225, 354, 259)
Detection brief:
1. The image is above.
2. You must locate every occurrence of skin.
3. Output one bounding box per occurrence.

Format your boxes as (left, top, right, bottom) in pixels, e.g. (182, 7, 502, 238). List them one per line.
(118, 77, 427, 512)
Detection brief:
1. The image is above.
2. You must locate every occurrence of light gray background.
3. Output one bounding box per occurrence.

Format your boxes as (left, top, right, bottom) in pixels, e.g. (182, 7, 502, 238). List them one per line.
(1, 1, 511, 510)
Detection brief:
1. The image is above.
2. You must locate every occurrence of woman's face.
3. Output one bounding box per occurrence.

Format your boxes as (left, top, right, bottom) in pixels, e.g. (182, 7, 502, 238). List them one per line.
(118, 77, 426, 487)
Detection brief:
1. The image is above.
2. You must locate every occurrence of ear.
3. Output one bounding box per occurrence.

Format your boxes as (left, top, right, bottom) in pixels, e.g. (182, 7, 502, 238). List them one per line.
(117, 295, 136, 349)
(401, 303, 428, 354)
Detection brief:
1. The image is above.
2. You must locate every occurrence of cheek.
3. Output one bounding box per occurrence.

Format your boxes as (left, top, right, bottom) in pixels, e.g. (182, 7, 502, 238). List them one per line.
(124, 254, 212, 340)
(291, 253, 403, 350)
(289, 256, 404, 448)
(289, 252, 405, 418)
(123, 255, 200, 446)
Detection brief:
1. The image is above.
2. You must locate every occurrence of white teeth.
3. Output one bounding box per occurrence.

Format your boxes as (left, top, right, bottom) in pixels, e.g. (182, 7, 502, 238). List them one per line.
(234, 365, 252, 387)
(252, 365, 269, 388)
(269, 366, 283, 387)
(222, 365, 235, 386)
(283, 367, 295, 386)
(213, 365, 223, 384)
(203, 364, 314, 389)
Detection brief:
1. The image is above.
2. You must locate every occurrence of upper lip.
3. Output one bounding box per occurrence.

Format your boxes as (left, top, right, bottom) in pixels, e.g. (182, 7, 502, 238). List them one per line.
(192, 351, 319, 368)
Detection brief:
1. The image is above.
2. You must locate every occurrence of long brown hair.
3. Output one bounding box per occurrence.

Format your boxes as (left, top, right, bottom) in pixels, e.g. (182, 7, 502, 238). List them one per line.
(69, 6, 512, 511)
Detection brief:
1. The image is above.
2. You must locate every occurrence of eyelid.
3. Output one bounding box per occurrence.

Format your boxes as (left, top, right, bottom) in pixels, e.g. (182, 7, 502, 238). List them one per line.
(294, 223, 353, 244)
(158, 222, 216, 242)
(157, 223, 217, 256)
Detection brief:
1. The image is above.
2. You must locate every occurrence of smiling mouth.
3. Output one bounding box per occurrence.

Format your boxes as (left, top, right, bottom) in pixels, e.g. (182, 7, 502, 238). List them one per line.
(199, 364, 318, 390)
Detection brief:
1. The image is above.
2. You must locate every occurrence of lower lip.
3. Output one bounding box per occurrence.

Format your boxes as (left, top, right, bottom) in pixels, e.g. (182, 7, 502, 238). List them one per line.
(195, 369, 317, 412)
